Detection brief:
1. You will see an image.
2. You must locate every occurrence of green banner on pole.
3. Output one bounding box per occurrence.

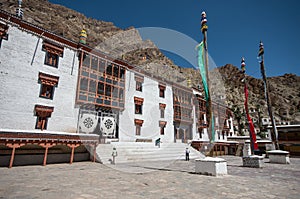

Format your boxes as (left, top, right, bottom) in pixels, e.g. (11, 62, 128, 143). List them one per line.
(197, 41, 214, 142)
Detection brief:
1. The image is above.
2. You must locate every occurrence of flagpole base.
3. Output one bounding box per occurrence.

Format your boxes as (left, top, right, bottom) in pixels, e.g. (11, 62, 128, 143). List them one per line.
(242, 155, 264, 168)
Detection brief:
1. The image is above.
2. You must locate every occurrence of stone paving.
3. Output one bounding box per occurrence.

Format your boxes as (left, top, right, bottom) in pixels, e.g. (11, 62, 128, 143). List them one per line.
(0, 156, 299, 199)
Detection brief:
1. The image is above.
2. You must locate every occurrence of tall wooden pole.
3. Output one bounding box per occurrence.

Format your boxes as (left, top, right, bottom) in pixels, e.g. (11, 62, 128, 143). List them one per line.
(241, 57, 259, 154)
(258, 41, 279, 150)
(201, 11, 213, 143)
(241, 57, 253, 153)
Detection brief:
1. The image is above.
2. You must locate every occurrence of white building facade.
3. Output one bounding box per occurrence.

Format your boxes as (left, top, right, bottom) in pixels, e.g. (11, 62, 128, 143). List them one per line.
(0, 10, 234, 145)
(0, 19, 79, 133)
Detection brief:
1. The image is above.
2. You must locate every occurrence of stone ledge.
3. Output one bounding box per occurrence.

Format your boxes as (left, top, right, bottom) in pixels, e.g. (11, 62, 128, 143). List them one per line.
(195, 157, 227, 176)
(267, 150, 290, 164)
(243, 155, 264, 168)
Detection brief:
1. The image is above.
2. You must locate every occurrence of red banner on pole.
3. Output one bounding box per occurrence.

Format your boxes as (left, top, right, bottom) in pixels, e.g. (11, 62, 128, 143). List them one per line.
(244, 84, 259, 151)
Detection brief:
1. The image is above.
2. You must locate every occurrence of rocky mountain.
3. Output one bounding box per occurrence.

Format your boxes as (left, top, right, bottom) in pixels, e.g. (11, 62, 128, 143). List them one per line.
(1, 0, 299, 124)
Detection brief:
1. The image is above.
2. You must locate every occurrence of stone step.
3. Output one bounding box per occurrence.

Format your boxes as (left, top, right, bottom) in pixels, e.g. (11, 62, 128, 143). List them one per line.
(96, 142, 205, 164)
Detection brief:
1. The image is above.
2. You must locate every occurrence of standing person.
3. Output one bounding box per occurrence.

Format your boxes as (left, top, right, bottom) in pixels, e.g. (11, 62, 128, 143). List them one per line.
(185, 147, 190, 161)
(112, 147, 118, 165)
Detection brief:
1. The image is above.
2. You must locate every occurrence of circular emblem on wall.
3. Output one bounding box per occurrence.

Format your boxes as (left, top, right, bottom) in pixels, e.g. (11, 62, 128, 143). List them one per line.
(83, 117, 94, 128)
(104, 119, 113, 129)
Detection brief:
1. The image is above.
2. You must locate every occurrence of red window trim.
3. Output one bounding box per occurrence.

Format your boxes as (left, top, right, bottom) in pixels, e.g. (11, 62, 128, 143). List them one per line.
(159, 121, 167, 128)
(35, 105, 54, 117)
(134, 119, 144, 126)
(43, 41, 64, 57)
(159, 103, 166, 109)
(134, 74, 144, 83)
(39, 72, 59, 86)
(134, 97, 144, 105)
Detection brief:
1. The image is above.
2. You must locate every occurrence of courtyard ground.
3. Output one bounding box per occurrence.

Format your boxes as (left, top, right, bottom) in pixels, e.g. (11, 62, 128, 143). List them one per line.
(0, 156, 299, 199)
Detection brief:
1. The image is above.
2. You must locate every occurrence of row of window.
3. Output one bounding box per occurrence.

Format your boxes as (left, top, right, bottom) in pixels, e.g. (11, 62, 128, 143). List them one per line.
(173, 88, 193, 106)
(134, 97, 166, 119)
(77, 52, 126, 109)
(135, 75, 166, 98)
(34, 41, 64, 130)
(134, 119, 167, 136)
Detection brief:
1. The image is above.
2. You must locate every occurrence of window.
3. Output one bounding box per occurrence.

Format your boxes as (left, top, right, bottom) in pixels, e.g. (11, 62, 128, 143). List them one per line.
(40, 84, 53, 99)
(119, 89, 124, 100)
(135, 104, 142, 114)
(77, 52, 126, 109)
(113, 65, 119, 78)
(0, 24, 9, 48)
(42, 41, 64, 68)
(106, 64, 113, 76)
(160, 109, 165, 118)
(38, 72, 59, 100)
(97, 83, 104, 95)
(134, 97, 144, 115)
(35, 105, 54, 130)
(136, 125, 141, 135)
(45, 52, 59, 67)
(36, 116, 48, 130)
(135, 119, 144, 136)
(198, 127, 203, 138)
(135, 74, 144, 92)
(160, 127, 164, 135)
(159, 121, 167, 135)
(159, 84, 166, 98)
(105, 84, 112, 97)
(91, 56, 98, 71)
(136, 82, 142, 92)
(159, 103, 166, 118)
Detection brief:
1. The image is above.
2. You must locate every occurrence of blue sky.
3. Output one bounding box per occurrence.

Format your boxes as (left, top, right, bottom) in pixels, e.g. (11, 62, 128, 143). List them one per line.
(50, 0, 300, 78)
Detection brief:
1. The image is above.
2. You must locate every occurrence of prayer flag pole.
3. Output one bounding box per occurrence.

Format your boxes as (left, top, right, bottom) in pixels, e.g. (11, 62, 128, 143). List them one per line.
(258, 41, 279, 150)
(200, 11, 214, 143)
(241, 57, 259, 154)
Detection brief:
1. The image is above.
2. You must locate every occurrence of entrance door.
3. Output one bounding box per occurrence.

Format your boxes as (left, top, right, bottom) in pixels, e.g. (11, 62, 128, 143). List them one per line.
(179, 129, 186, 143)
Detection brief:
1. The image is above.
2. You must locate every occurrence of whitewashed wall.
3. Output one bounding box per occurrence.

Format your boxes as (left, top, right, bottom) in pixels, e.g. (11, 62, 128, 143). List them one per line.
(0, 25, 79, 132)
(119, 70, 174, 142)
(192, 89, 210, 141)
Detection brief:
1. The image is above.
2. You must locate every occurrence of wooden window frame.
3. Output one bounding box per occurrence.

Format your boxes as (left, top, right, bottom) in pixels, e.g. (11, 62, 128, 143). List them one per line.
(136, 81, 143, 92)
(34, 105, 54, 130)
(42, 41, 64, 68)
(159, 103, 166, 118)
(36, 116, 48, 130)
(0, 24, 9, 48)
(40, 84, 54, 99)
(38, 72, 59, 100)
(160, 109, 165, 118)
(77, 51, 126, 109)
(160, 127, 165, 135)
(159, 84, 166, 98)
(135, 119, 144, 136)
(136, 125, 141, 136)
(135, 74, 144, 92)
(44, 51, 59, 68)
(159, 121, 167, 135)
(135, 104, 142, 114)
(134, 97, 144, 115)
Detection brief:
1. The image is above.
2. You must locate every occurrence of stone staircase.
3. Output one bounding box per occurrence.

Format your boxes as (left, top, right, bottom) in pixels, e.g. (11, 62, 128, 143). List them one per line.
(96, 142, 205, 165)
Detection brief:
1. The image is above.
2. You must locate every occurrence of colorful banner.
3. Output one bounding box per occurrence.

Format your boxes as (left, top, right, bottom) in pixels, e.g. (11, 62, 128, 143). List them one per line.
(197, 42, 209, 100)
(244, 84, 259, 151)
(197, 41, 214, 142)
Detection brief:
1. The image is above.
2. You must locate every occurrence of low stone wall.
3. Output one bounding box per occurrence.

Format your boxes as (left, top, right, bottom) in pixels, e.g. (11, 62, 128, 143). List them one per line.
(195, 157, 227, 176)
(267, 150, 290, 164)
(242, 155, 264, 168)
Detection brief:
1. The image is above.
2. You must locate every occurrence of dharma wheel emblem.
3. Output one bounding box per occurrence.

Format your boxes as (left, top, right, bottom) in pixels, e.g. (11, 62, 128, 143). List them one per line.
(104, 119, 113, 129)
(83, 117, 94, 128)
